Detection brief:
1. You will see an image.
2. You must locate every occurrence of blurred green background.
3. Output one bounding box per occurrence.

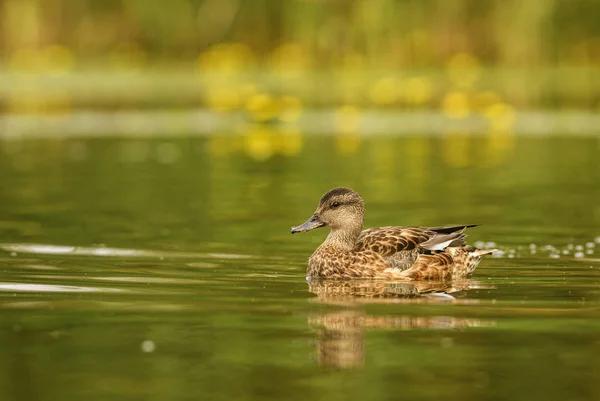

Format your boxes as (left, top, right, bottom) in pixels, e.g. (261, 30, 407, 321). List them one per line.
(1, 0, 599, 123)
(1, 3, 600, 401)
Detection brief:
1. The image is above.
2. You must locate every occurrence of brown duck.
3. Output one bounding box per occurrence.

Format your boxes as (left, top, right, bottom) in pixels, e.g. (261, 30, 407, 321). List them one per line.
(291, 187, 495, 280)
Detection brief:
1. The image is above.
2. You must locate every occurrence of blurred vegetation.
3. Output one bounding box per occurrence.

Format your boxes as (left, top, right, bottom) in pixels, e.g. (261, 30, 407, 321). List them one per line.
(2, 0, 600, 66)
(1, 0, 599, 117)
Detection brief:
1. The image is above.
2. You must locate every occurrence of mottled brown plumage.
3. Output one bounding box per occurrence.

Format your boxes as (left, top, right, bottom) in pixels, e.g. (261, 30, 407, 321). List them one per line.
(291, 187, 495, 280)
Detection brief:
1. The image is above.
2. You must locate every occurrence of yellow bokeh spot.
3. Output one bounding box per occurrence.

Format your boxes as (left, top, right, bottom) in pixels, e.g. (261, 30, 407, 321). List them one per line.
(244, 126, 275, 161)
(447, 53, 480, 88)
(196, 42, 255, 73)
(335, 105, 362, 134)
(442, 92, 470, 119)
(484, 103, 516, 132)
(402, 77, 434, 105)
(278, 96, 303, 123)
(246, 93, 278, 122)
(368, 77, 401, 105)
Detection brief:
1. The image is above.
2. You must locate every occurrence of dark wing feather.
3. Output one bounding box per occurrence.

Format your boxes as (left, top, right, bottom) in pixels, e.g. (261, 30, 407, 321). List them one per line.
(426, 224, 478, 234)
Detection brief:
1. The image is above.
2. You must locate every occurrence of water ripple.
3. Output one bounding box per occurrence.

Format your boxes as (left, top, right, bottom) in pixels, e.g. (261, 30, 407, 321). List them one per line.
(0, 282, 123, 293)
(0, 243, 251, 259)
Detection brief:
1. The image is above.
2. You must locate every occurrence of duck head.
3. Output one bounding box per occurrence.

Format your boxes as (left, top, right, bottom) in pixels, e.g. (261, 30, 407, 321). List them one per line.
(291, 187, 365, 235)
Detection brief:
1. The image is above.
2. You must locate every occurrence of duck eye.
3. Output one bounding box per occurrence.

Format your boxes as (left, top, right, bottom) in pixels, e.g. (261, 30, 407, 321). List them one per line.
(331, 201, 341, 208)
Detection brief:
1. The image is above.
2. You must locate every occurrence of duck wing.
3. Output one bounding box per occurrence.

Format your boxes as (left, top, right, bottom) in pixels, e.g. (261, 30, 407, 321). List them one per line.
(355, 227, 427, 254)
(354, 225, 473, 270)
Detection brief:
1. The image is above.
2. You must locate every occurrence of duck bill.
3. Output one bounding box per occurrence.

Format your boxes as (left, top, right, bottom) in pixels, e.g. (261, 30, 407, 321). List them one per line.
(291, 214, 325, 234)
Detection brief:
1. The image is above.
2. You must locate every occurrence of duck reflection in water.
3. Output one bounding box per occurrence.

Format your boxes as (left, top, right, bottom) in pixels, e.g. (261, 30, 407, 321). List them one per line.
(307, 278, 495, 369)
(292, 187, 497, 369)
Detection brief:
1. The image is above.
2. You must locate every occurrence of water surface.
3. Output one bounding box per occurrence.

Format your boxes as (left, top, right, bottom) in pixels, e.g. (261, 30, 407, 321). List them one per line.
(0, 133, 598, 401)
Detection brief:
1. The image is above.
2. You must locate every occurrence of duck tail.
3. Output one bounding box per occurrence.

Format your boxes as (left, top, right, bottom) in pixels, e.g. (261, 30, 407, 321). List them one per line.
(428, 224, 478, 234)
(472, 248, 496, 257)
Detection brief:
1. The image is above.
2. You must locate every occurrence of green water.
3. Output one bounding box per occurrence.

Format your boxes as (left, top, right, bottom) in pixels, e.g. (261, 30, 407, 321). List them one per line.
(0, 134, 599, 401)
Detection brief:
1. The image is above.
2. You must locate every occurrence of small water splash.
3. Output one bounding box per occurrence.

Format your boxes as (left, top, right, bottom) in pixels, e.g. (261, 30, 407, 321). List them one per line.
(474, 237, 598, 260)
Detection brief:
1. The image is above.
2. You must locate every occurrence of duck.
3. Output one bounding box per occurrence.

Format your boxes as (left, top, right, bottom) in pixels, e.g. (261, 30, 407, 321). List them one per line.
(291, 187, 495, 280)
